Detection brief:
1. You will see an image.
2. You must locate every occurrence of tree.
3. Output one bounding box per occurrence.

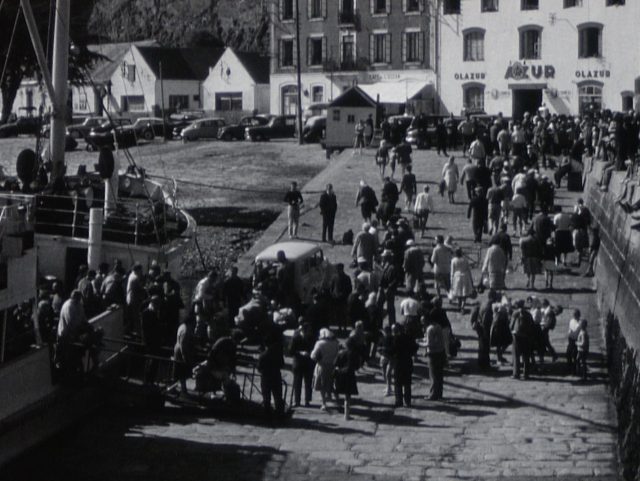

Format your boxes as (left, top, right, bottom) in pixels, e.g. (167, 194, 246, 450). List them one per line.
(0, 0, 96, 123)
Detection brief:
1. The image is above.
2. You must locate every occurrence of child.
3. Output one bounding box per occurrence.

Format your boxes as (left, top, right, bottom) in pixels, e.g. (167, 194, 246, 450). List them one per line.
(566, 309, 581, 373)
(576, 319, 589, 380)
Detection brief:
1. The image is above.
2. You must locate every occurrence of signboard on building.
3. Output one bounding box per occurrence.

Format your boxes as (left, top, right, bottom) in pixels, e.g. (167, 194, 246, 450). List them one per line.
(505, 61, 555, 81)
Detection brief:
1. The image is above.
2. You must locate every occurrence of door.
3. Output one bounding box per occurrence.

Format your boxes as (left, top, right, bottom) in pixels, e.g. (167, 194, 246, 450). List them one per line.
(65, 247, 88, 289)
(512, 89, 543, 121)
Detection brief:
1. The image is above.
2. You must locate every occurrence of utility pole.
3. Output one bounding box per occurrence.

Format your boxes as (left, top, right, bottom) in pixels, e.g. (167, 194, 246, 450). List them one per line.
(159, 61, 167, 140)
(295, 0, 304, 145)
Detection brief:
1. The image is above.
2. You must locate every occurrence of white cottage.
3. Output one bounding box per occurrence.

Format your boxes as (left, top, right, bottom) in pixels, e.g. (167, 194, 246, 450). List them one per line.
(202, 48, 270, 116)
(107, 45, 223, 116)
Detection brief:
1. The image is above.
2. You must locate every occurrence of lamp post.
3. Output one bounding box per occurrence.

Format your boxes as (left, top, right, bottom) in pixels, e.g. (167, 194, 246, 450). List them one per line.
(295, 0, 304, 144)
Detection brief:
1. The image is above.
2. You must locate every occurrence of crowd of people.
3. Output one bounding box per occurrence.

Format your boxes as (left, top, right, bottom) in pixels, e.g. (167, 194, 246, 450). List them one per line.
(48, 105, 639, 421)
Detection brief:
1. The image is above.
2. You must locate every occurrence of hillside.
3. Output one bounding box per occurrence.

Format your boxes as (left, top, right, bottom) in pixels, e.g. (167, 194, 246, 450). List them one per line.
(88, 0, 269, 53)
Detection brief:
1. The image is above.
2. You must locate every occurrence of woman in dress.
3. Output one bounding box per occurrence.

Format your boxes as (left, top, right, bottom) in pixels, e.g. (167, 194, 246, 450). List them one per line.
(334, 336, 360, 420)
(310, 328, 340, 411)
(450, 248, 474, 312)
(441, 156, 459, 204)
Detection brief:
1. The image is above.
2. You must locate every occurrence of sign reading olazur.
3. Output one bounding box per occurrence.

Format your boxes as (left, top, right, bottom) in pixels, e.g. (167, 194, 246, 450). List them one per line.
(505, 61, 556, 81)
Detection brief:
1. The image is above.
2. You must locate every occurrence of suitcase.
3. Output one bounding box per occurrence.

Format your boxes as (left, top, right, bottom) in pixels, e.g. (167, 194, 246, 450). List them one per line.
(567, 171, 583, 192)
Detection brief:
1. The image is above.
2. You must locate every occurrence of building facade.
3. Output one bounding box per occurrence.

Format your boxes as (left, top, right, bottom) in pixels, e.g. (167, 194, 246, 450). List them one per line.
(269, 0, 437, 116)
(438, 0, 639, 119)
(202, 48, 271, 115)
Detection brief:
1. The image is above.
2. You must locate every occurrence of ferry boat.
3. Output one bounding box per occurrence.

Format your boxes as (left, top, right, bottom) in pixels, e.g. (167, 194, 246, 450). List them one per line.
(0, 0, 195, 466)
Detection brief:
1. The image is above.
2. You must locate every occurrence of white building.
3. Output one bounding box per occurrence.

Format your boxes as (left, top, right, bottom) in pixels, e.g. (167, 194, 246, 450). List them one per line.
(202, 48, 270, 114)
(107, 45, 223, 115)
(438, 0, 639, 118)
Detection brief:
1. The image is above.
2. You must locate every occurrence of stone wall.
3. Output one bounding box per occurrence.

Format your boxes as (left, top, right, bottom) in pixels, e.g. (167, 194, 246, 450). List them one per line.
(586, 160, 640, 481)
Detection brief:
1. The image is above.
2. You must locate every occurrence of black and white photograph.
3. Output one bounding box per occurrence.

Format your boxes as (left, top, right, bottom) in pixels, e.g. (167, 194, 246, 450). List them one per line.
(0, 0, 637, 479)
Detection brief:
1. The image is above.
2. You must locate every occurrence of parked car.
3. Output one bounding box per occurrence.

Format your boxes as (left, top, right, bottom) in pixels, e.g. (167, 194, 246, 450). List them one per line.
(89, 118, 132, 135)
(0, 117, 42, 138)
(217, 116, 270, 141)
(126, 117, 167, 140)
(253, 241, 336, 306)
(169, 112, 205, 139)
(302, 115, 326, 143)
(387, 115, 414, 143)
(64, 116, 104, 139)
(245, 115, 296, 141)
(181, 118, 226, 142)
(405, 114, 448, 149)
(86, 124, 137, 151)
(303, 102, 329, 123)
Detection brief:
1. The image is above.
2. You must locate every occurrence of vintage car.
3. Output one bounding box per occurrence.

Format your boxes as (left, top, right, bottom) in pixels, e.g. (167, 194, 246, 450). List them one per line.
(245, 115, 296, 141)
(253, 241, 335, 306)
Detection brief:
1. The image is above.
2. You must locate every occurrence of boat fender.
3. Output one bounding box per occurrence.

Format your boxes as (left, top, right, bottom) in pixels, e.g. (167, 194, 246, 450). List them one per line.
(97, 148, 115, 179)
(16, 149, 37, 185)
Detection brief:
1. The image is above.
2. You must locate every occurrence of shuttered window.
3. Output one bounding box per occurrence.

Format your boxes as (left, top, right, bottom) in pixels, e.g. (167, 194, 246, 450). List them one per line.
(463, 31, 485, 61)
(308, 37, 325, 66)
(370, 33, 391, 64)
(403, 31, 423, 63)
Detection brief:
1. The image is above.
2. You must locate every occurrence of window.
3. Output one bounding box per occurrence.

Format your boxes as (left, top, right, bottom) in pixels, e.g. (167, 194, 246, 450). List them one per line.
(281, 0, 294, 20)
(312, 86, 324, 103)
(404, 0, 421, 13)
(564, 0, 581, 7)
(308, 0, 325, 18)
(169, 95, 189, 110)
(282, 85, 298, 115)
(280, 38, 294, 67)
(347, 114, 355, 123)
(578, 25, 602, 58)
(121, 95, 145, 112)
(403, 31, 424, 63)
(332, 109, 340, 121)
(463, 84, 485, 113)
(443, 0, 460, 14)
(341, 33, 355, 67)
(308, 37, 325, 66)
(372, 0, 389, 14)
(520, 28, 541, 59)
(121, 63, 136, 82)
(521, 0, 538, 10)
(481, 0, 498, 12)
(606, 0, 624, 5)
(370, 33, 391, 64)
(463, 30, 485, 61)
(578, 83, 602, 114)
(215, 93, 242, 111)
(339, 0, 355, 24)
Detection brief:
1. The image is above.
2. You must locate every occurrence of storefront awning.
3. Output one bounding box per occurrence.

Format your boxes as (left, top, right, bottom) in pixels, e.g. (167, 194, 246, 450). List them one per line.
(359, 80, 433, 104)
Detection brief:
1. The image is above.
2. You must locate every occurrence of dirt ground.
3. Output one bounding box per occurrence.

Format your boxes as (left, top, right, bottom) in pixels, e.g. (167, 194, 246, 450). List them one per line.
(0, 136, 330, 278)
(0, 136, 329, 211)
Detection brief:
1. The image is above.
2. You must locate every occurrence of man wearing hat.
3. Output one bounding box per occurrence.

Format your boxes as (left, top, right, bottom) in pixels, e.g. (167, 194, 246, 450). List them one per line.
(403, 239, 425, 293)
(379, 249, 400, 326)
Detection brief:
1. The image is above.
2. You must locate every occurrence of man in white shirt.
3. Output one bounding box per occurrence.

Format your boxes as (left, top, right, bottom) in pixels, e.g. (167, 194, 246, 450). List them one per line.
(566, 308, 582, 372)
(414, 185, 434, 237)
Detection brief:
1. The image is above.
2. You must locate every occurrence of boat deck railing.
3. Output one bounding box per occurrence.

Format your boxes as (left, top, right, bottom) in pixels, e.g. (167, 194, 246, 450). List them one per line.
(33, 193, 174, 246)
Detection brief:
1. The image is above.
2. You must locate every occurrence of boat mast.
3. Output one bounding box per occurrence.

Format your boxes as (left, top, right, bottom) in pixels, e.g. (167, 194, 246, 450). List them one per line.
(20, 0, 69, 183)
(49, 0, 70, 183)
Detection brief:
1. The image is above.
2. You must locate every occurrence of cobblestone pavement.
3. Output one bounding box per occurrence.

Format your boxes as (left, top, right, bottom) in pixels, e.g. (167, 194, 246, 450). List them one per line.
(6, 148, 620, 480)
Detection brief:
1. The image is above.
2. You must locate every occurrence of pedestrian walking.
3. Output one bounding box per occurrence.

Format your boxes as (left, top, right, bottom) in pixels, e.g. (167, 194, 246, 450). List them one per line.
(319, 183, 337, 243)
(423, 316, 446, 400)
(584, 227, 600, 277)
(442, 156, 459, 204)
(400, 165, 417, 212)
(390, 323, 418, 407)
(353, 119, 366, 156)
(403, 239, 425, 293)
(365, 114, 374, 146)
(289, 321, 316, 407)
(334, 337, 360, 420)
(355, 180, 379, 223)
(566, 309, 582, 373)
(481, 242, 508, 291)
(520, 230, 542, 290)
(490, 299, 512, 365)
(258, 322, 286, 417)
(450, 248, 475, 312)
(284, 181, 304, 239)
(510, 299, 535, 380)
(311, 328, 340, 411)
(430, 235, 453, 297)
(376, 140, 391, 179)
(351, 222, 376, 268)
(436, 118, 448, 156)
(576, 319, 589, 380)
(379, 250, 400, 326)
(414, 185, 434, 238)
(540, 299, 558, 363)
(467, 187, 488, 243)
(471, 289, 499, 370)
